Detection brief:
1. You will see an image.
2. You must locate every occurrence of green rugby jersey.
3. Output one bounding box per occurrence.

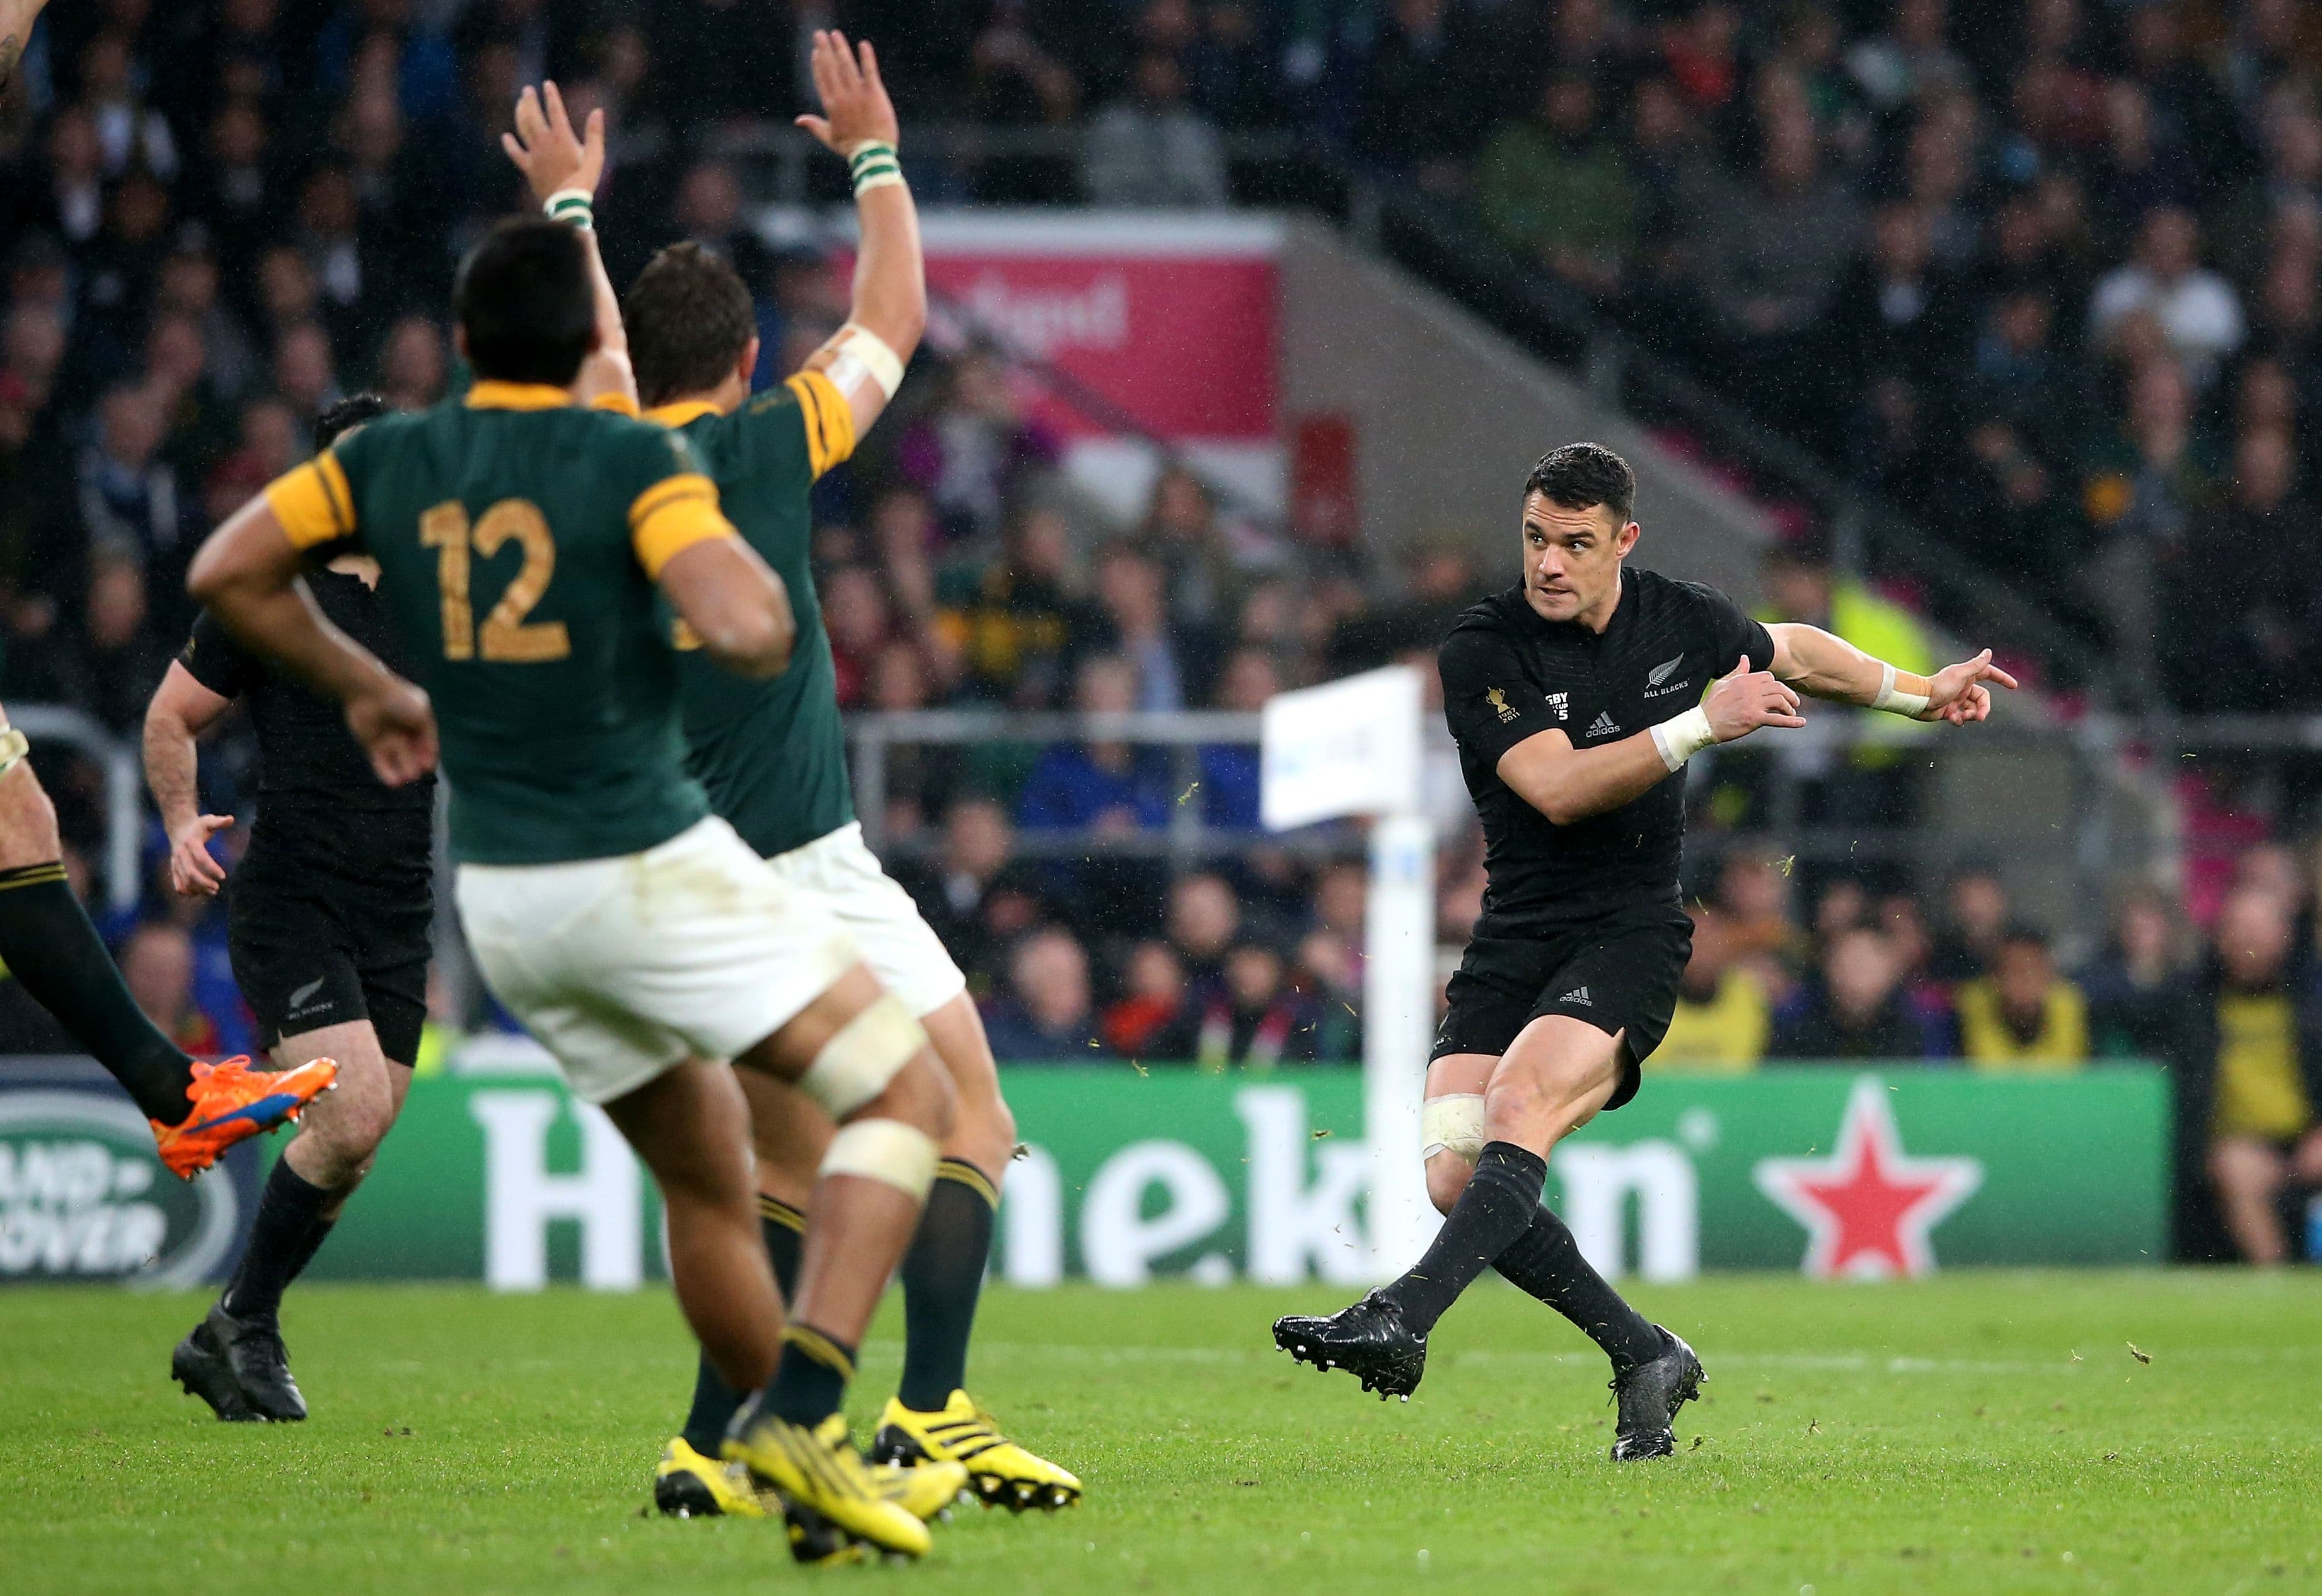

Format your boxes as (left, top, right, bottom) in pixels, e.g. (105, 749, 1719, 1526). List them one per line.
(650, 368, 856, 860)
(263, 381, 737, 865)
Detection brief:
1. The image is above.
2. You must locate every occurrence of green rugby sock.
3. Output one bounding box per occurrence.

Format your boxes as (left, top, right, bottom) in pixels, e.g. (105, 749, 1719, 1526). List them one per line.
(764, 1324, 855, 1428)
(896, 1160, 998, 1411)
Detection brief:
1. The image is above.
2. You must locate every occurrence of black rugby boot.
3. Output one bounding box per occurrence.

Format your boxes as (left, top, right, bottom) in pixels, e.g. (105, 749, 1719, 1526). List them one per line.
(1609, 1325, 1703, 1460)
(1273, 1290, 1429, 1400)
(171, 1302, 308, 1422)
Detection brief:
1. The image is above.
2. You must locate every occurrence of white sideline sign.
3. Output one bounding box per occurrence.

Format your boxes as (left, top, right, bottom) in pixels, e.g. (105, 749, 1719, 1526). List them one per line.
(1259, 665, 1424, 831)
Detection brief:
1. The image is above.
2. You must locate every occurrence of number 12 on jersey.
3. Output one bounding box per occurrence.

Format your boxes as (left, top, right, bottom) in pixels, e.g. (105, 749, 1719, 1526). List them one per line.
(419, 499, 572, 662)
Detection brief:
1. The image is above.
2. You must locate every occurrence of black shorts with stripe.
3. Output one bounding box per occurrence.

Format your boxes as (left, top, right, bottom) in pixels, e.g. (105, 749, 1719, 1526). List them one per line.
(1430, 908, 1693, 1112)
(228, 821, 434, 1065)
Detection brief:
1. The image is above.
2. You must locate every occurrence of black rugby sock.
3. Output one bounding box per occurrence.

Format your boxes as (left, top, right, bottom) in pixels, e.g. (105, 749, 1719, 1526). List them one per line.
(764, 1323, 857, 1428)
(1382, 1141, 1547, 1335)
(221, 1158, 333, 1326)
(284, 1212, 339, 1291)
(681, 1199, 806, 1454)
(0, 864, 195, 1121)
(897, 1160, 998, 1411)
(1494, 1206, 1664, 1372)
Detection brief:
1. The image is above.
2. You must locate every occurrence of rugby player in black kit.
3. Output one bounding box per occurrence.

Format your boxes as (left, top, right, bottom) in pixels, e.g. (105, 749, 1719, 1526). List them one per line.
(1275, 444, 2015, 1457)
(142, 395, 434, 1421)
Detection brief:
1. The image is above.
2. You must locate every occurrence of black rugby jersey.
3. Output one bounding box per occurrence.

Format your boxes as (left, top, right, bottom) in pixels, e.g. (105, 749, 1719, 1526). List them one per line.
(1438, 568, 1773, 937)
(181, 565, 436, 849)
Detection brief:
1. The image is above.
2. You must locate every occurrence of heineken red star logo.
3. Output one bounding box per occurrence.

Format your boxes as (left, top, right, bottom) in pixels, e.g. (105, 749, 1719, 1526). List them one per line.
(1752, 1078, 1983, 1280)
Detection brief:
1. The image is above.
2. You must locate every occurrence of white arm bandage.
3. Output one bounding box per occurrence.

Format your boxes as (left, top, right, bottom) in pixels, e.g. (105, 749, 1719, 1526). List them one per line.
(1649, 705, 1716, 773)
(1870, 661, 1931, 719)
(826, 322, 905, 402)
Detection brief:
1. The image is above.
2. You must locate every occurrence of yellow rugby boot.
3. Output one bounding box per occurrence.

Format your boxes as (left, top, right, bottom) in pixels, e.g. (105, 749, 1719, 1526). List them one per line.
(824, 1416, 970, 1522)
(870, 1391, 1083, 1512)
(653, 1437, 770, 1520)
(727, 1410, 932, 1559)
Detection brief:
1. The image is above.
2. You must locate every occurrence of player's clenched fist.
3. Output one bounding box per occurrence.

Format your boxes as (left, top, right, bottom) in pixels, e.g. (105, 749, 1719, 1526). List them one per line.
(345, 679, 437, 788)
(1703, 653, 1806, 743)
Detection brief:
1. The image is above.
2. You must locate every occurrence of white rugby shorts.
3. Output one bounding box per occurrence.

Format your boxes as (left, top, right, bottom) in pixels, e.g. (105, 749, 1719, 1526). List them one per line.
(456, 816, 857, 1104)
(766, 821, 967, 1020)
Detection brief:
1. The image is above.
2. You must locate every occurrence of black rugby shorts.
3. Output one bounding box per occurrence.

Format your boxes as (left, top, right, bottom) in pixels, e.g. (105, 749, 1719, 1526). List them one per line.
(228, 830, 433, 1067)
(1430, 910, 1692, 1111)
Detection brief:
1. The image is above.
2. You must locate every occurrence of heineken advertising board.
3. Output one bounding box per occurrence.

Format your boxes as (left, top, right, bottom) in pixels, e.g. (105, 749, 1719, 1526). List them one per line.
(0, 1064, 2168, 1287)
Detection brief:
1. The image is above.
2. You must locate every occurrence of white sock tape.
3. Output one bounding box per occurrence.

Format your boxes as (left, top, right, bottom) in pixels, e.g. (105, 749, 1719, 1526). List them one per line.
(1871, 661, 1931, 718)
(1420, 1094, 1487, 1163)
(799, 995, 924, 1118)
(1649, 705, 1715, 773)
(820, 1117, 939, 1200)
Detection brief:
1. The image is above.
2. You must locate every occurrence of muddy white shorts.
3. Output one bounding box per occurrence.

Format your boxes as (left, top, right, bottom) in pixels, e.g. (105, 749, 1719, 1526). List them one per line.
(456, 817, 857, 1104)
(767, 821, 967, 1019)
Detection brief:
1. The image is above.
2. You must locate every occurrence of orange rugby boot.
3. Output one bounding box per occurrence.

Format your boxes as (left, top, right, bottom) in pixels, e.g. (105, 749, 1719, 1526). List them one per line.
(150, 1056, 338, 1178)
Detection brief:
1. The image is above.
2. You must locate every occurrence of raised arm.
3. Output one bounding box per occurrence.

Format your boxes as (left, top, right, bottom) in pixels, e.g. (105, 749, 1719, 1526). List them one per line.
(0, 0, 45, 86)
(794, 30, 925, 439)
(142, 659, 238, 897)
(1766, 623, 2018, 726)
(503, 81, 635, 410)
(187, 495, 437, 786)
(1493, 655, 1806, 826)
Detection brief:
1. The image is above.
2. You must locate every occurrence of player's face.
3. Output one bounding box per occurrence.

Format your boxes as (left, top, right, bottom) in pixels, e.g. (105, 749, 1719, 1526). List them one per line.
(1518, 493, 1638, 625)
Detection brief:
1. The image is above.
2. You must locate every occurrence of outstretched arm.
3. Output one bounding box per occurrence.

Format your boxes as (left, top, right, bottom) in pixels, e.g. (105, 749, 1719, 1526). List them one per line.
(794, 30, 925, 439)
(1766, 623, 2018, 726)
(1494, 654, 1805, 826)
(503, 81, 635, 410)
(187, 499, 437, 787)
(0, 0, 45, 87)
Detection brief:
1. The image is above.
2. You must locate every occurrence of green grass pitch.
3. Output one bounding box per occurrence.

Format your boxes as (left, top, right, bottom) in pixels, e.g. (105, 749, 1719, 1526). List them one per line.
(7, 1271, 2319, 1593)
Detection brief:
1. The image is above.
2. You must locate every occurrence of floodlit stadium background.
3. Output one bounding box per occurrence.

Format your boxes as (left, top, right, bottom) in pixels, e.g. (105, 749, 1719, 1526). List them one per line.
(4, 0, 2321, 1289)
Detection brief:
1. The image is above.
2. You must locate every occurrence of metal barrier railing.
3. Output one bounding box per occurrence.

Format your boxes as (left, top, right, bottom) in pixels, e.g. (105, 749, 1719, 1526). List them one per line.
(847, 705, 2113, 891)
(9, 705, 141, 914)
(8, 688, 2314, 947)
(850, 708, 1290, 863)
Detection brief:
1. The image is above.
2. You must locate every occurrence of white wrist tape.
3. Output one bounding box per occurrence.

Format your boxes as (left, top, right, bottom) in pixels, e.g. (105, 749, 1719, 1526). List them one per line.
(1420, 1094, 1487, 1163)
(799, 994, 925, 1117)
(845, 139, 904, 195)
(1871, 661, 1931, 718)
(820, 1117, 939, 1200)
(543, 187, 594, 230)
(829, 322, 906, 400)
(1649, 705, 1716, 773)
(0, 725, 28, 779)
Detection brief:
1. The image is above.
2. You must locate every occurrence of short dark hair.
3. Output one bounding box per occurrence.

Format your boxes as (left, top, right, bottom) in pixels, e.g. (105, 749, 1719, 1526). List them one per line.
(625, 242, 756, 408)
(452, 218, 594, 386)
(314, 391, 390, 453)
(1524, 442, 1635, 524)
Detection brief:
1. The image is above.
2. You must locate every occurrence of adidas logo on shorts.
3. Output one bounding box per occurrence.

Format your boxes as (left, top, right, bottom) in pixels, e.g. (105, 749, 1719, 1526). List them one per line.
(1561, 986, 1592, 1005)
